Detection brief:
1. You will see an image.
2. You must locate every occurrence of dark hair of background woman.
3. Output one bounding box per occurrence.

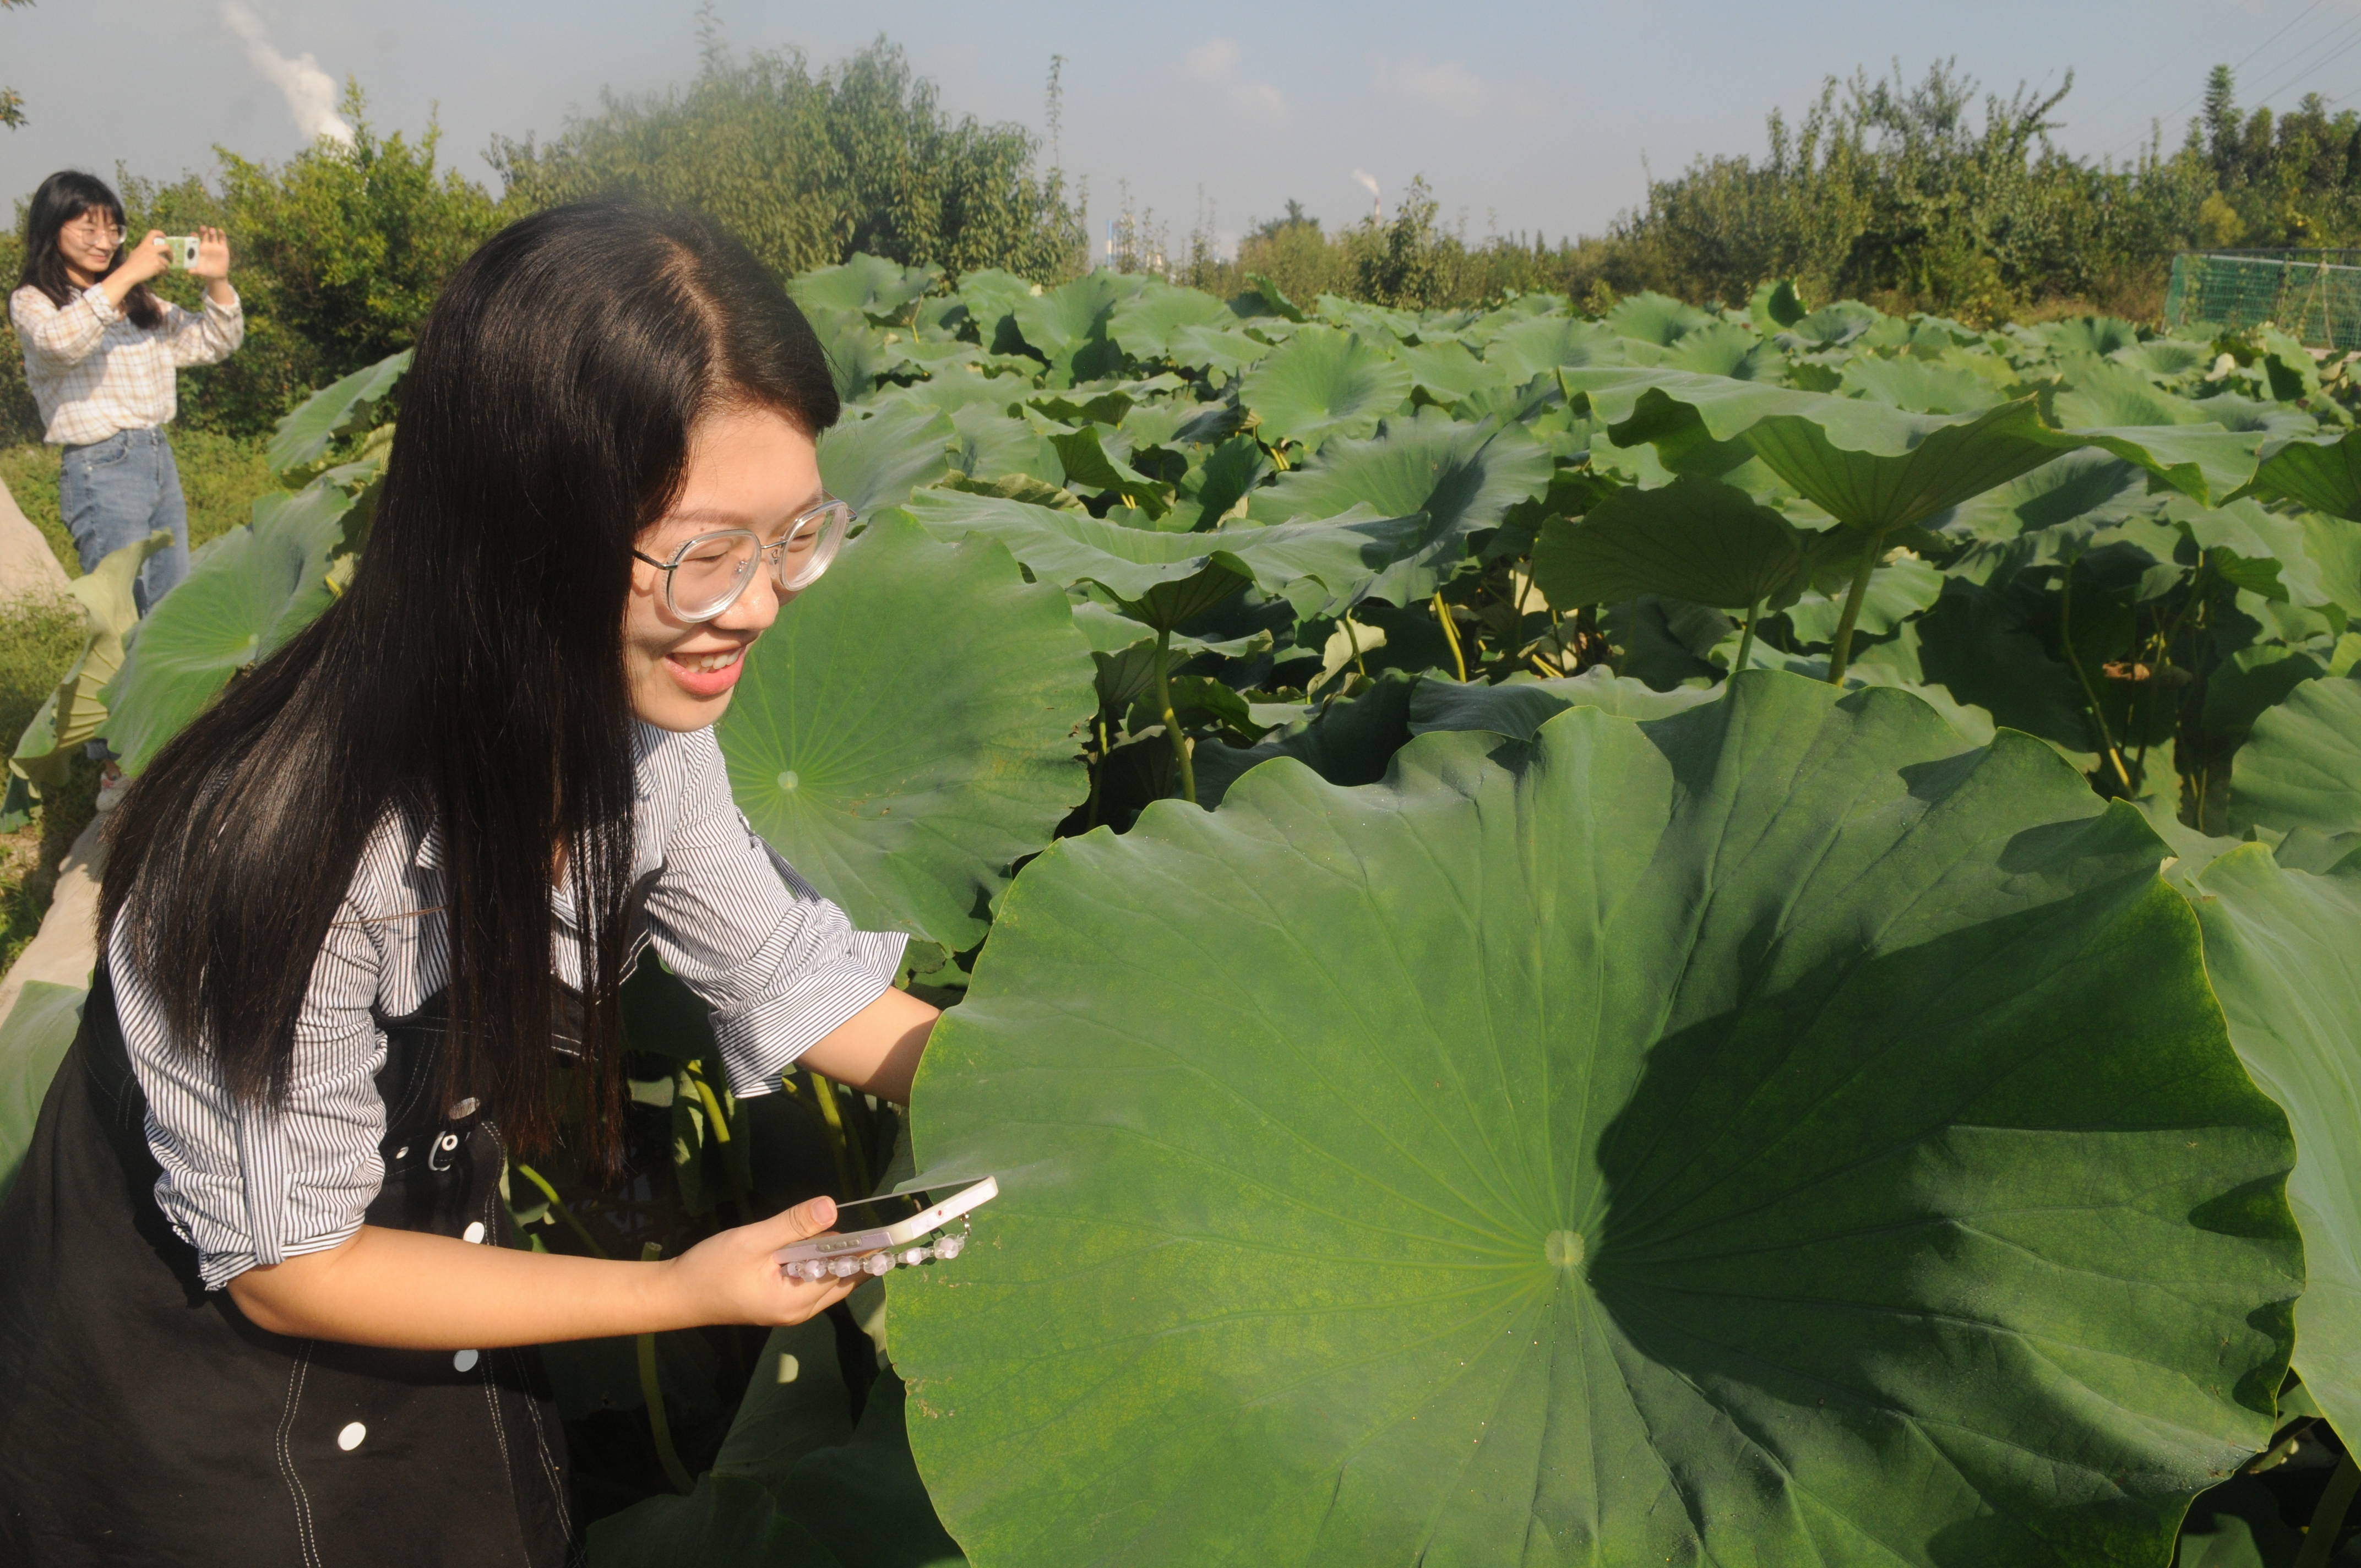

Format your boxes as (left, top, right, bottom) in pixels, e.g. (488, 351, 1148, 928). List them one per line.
(17, 170, 164, 330)
(99, 200, 842, 1166)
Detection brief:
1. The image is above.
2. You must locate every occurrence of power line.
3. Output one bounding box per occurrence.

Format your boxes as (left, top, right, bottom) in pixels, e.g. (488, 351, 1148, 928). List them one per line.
(2240, 9, 2361, 105)
(2097, 4, 2361, 164)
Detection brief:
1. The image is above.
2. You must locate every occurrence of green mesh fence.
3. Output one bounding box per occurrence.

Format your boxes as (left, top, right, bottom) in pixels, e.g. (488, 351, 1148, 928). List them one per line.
(2166, 250, 2361, 351)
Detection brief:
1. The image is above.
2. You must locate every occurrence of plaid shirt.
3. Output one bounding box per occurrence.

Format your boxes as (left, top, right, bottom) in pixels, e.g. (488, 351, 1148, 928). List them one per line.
(8, 281, 244, 445)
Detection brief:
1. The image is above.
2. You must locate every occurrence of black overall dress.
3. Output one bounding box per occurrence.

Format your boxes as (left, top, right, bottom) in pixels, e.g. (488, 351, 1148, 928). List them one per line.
(0, 963, 578, 1566)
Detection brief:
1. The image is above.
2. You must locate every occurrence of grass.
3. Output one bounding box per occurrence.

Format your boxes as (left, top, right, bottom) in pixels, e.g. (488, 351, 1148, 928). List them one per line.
(0, 429, 271, 982)
(0, 428, 276, 578)
(0, 598, 101, 975)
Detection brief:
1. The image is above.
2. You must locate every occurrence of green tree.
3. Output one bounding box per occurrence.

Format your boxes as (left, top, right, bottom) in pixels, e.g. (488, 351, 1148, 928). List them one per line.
(1, 0, 30, 131)
(489, 37, 1084, 282)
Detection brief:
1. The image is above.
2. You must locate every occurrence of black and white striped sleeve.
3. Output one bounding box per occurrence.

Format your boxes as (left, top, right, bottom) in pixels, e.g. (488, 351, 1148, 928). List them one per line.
(638, 726, 906, 1097)
(113, 874, 393, 1292)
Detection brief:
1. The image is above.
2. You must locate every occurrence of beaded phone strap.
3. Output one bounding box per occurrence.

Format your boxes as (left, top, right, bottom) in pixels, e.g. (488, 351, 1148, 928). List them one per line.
(781, 1221, 971, 1281)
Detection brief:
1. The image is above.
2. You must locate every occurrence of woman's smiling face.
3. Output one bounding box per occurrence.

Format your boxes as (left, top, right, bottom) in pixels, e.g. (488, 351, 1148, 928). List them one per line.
(624, 405, 822, 732)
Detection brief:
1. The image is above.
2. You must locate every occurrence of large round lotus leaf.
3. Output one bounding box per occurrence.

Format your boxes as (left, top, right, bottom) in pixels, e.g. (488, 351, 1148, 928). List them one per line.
(1532, 474, 1829, 612)
(905, 490, 1428, 630)
(790, 253, 939, 320)
(1562, 366, 2265, 522)
(2184, 847, 2361, 1447)
(889, 672, 2297, 1567)
(265, 350, 408, 475)
(1483, 316, 1629, 384)
(818, 403, 955, 516)
(2228, 673, 2361, 839)
(1107, 282, 1237, 362)
(715, 512, 1094, 951)
(102, 483, 350, 775)
(1603, 289, 1718, 346)
(1237, 325, 1413, 451)
(1247, 407, 1549, 603)
(2255, 430, 2361, 521)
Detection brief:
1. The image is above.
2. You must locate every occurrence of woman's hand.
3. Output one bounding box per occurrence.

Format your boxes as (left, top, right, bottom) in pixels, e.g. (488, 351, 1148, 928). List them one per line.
(191, 225, 231, 282)
(112, 230, 170, 289)
(659, 1194, 862, 1327)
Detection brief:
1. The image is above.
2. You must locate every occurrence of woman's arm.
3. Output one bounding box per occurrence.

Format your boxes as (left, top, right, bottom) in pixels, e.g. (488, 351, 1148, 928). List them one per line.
(9, 234, 170, 366)
(798, 983, 938, 1104)
(229, 1193, 860, 1349)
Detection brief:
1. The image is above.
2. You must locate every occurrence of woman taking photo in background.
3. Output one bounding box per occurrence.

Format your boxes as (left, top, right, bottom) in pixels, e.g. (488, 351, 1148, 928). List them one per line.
(9, 168, 241, 615)
(0, 202, 937, 1565)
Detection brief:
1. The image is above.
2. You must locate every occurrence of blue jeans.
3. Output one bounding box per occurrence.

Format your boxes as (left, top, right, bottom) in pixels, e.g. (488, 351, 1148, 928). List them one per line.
(58, 427, 191, 617)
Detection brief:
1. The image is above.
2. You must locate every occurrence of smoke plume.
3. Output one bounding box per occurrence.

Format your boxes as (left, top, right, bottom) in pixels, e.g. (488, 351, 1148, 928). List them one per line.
(221, 3, 355, 146)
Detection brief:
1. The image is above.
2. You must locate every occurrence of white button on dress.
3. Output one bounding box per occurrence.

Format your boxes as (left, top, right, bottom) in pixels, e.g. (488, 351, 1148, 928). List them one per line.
(453, 1348, 480, 1373)
(461, 1221, 486, 1244)
(336, 1422, 367, 1452)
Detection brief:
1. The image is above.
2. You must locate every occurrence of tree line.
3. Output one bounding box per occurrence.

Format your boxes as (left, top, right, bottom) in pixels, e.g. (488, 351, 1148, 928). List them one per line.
(8, 48, 2359, 443)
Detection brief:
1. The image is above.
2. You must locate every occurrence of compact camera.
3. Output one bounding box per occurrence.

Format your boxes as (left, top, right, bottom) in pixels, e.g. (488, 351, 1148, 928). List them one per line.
(152, 235, 200, 269)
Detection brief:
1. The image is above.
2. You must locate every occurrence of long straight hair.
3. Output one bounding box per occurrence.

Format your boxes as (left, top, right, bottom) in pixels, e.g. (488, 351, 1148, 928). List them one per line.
(17, 171, 163, 330)
(100, 202, 841, 1164)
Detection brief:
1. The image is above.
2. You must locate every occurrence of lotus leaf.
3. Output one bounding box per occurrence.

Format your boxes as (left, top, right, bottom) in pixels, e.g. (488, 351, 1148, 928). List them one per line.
(2227, 672, 2360, 839)
(1406, 667, 1718, 737)
(4, 530, 168, 808)
(102, 484, 350, 775)
(1247, 409, 1550, 601)
(265, 350, 409, 476)
(2251, 429, 2361, 521)
(1483, 316, 1628, 383)
(790, 254, 938, 320)
(1532, 475, 1832, 612)
(890, 672, 2296, 1567)
(2179, 848, 2361, 1451)
(1238, 326, 1414, 451)
(714, 513, 1094, 950)
(1602, 289, 1716, 346)
(0, 982, 86, 1197)
(818, 404, 954, 516)
(904, 491, 1428, 630)
(1106, 283, 1236, 363)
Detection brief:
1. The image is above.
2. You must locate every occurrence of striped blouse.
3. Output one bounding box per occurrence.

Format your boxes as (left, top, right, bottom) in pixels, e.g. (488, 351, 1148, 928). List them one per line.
(113, 721, 906, 1290)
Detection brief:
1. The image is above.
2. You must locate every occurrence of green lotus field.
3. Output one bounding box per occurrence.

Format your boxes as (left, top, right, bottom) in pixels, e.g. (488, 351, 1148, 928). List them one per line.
(8, 259, 2361, 1565)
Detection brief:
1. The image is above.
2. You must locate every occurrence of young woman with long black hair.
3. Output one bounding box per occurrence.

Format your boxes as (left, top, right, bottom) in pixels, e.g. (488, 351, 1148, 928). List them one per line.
(0, 202, 939, 1566)
(10, 169, 241, 614)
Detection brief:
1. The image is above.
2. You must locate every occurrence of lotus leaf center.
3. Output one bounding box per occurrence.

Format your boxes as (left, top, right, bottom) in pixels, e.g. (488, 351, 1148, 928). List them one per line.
(777, 770, 799, 792)
(1544, 1229, 1584, 1270)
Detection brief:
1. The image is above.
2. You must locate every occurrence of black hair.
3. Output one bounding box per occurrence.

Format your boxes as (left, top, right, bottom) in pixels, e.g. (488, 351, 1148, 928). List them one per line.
(100, 201, 841, 1166)
(17, 171, 163, 330)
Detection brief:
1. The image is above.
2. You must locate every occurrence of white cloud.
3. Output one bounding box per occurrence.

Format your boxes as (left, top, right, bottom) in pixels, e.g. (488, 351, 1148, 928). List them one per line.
(221, 3, 355, 146)
(1371, 56, 1551, 123)
(1177, 37, 1291, 129)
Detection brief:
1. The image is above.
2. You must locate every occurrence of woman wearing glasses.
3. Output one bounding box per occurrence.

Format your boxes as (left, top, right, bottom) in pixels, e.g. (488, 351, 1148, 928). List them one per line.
(0, 203, 931, 1566)
(9, 170, 242, 614)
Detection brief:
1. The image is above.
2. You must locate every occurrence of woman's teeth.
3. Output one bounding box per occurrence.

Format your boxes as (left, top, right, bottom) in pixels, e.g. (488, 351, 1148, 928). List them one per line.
(678, 648, 743, 673)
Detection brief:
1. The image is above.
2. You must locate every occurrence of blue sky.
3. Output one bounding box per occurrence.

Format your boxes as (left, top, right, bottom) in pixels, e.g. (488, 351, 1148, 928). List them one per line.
(4, 1, 2358, 255)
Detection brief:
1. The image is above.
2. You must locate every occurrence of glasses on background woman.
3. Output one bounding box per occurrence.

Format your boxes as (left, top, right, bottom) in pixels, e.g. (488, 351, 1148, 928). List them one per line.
(632, 493, 854, 621)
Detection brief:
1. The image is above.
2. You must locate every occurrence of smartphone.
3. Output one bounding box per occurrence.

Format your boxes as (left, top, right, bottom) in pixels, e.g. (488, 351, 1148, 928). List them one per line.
(774, 1175, 998, 1267)
(155, 235, 200, 269)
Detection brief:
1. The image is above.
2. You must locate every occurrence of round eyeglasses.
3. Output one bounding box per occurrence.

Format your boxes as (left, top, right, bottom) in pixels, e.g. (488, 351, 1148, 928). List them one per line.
(632, 497, 854, 622)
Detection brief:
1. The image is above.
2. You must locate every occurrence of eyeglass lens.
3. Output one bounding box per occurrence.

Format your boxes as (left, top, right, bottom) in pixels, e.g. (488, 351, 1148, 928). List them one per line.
(666, 503, 852, 619)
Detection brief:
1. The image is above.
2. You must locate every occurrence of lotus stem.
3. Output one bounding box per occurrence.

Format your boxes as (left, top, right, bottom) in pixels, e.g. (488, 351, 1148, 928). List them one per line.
(514, 1162, 609, 1260)
(2297, 1452, 2360, 1568)
(1084, 716, 1108, 830)
(1733, 594, 1762, 680)
(1152, 624, 1196, 805)
(635, 1240, 696, 1496)
(2057, 568, 2136, 795)
(1826, 533, 1881, 685)
(1342, 617, 1368, 679)
(1433, 594, 1468, 682)
(805, 1067, 869, 1195)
